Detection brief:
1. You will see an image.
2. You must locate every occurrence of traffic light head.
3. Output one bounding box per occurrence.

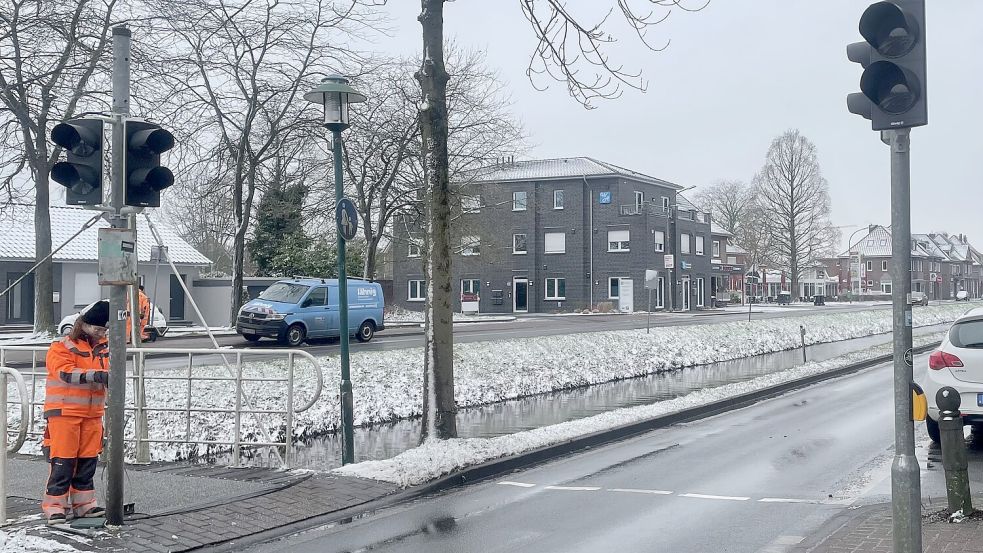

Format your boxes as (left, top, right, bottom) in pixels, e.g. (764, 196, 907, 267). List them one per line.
(124, 120, 175, 207)
(50, 118, 104, 205)
(846, 1, 927, 130)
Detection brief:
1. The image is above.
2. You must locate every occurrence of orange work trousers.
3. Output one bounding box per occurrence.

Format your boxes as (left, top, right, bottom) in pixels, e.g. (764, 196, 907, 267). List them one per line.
(42, 416, 103, 517)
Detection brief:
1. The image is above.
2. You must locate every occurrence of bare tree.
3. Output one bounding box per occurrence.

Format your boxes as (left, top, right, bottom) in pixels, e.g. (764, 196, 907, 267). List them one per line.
(754, 129, 838, 296)
(151, 0, 374, 324)
(415, 0, 706, 439)
(0, 0, 122, 332)
(697, 180, 753, 237)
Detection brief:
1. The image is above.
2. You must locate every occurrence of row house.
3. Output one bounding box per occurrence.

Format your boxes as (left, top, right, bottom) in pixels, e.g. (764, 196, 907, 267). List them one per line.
(823, 225, 982, 300)
(391, 157, 715, 314)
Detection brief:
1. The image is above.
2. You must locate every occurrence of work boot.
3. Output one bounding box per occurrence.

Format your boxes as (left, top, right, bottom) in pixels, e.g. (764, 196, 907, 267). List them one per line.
(47, 512, 67, 526)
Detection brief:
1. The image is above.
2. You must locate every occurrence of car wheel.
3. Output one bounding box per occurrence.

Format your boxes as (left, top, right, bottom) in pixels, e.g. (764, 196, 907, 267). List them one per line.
(926, 416, 941, 443)
(243, 334, 261, 343)
(60, 324, 73, 336)
(356, 321, 375, 342)
(281, 324, 306, 347)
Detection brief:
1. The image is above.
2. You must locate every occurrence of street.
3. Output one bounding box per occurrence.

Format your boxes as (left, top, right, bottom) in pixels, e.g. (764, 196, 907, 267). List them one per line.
(245, 351, 981, 553)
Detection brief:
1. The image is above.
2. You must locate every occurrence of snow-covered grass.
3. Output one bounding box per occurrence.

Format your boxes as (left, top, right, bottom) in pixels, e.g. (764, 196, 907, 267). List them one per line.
(0, 331, 57, 346)
(383, 305, 514, 323)
(333, 332, 942, 487)
(0, 528, 81, 552)
(8, 301, 979, 463)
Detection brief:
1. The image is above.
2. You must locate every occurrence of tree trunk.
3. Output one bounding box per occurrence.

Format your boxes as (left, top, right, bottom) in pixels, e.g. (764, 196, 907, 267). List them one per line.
(34, 172, 54, 333)
(363, 235, 379, 281)
(417, 0, 456, 440)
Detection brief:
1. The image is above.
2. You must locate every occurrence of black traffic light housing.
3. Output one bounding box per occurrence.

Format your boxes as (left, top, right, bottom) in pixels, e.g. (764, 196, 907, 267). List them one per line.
(50, 118, 104, 205)
(124, 120, 175, 207)
(847, 1, 927, 130)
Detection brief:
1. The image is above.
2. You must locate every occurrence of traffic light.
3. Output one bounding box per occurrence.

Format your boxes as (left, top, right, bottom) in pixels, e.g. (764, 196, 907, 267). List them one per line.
(124, 120, 174, 207)
(50, 118, 104, 205)
(847, 1, 927, 130)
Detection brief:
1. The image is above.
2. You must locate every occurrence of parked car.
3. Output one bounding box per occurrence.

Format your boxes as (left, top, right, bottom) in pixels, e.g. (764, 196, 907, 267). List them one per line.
(59, 300, 168, 341)
(236, 277, 385, 347)
(911, 291, 929, 306)
(956, 290, 970, 301)
(923, 306, 983, 443)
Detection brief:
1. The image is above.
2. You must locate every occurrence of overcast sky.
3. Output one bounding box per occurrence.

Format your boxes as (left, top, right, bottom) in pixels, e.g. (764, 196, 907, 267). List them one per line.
(369, 1, 982, 250)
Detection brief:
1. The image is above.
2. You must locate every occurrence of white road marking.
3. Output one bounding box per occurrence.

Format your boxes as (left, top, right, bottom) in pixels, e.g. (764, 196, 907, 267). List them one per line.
(759, 535, 804, 552)
(607, 488, 673, 495)
(758, 498, 818, 504)
(678, 493, 750, 501)
(498, 481, 536, 488)
(543, 486, 601, 491)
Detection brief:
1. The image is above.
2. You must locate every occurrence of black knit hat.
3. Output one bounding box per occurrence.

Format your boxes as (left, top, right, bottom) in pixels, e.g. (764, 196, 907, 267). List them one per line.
(80, 300, 110, 327)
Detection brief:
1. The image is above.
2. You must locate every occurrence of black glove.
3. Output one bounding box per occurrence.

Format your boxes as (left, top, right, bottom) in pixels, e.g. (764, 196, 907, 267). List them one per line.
(91, 371, 109, 385)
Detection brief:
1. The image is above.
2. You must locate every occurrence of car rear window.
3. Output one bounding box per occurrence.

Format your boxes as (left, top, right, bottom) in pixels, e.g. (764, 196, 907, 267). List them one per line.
(949, 320, 983, 349)
(259, 283, 310, 304)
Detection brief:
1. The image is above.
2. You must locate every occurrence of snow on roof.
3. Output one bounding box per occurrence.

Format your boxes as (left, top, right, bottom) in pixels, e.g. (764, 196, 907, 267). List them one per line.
(726, 244, 748, 254)
(840, 225, 936, 259)
(912, 234, 949, 259)
(710, 223, 733, 237)
(466, 157, 684, 189)
(0, 205, 211, 265)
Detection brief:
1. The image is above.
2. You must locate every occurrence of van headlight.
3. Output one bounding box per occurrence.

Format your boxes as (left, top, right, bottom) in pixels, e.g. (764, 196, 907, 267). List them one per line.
(267, 312, 287, 321)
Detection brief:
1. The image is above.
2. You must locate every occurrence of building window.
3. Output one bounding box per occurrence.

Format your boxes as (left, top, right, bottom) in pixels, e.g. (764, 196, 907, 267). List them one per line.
(680, 233, 691, 254)
(656, 277, 665, 308)
(513, 233, 528, 254)
(609, 277, 620, 299)
(512, 191, 527, 211)
(695, 236, 705, 256)
(408, 280, 426, 302)
(608, 229, 630, 252)
(553, 189, 564, 210)
(654, 230, 665, 252)
(545, 278, 566, 300)
(408, 241, 421, 258)
(865, 260, 872, 272)
(696, 277, 705, 307)
(867, 240, 874, 247)
(712, 240, 720, 258)
(461, 195, 480, 213)
(461, 279, 480, 299)
(881, 282, 893, 294)
(634, 191, 644, 211)
(879, 239, 887, 247)
(881, 260, 888, 271)
(662, 196, 670, 213)
(866, 280, 874, 288)
(545, 232, 566, 254)
(461, 236, 480, 256)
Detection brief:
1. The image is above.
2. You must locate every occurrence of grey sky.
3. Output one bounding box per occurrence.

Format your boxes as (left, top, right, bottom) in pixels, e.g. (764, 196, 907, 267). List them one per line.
(370, 1, 982, 250)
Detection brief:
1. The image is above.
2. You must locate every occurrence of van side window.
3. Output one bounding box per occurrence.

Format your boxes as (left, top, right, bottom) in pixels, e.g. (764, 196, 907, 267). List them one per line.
(306, 287, 327, 306)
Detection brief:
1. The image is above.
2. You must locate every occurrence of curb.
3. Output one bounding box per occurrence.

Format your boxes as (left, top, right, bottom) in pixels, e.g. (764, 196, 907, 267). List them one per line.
(196, 340, 941, 552)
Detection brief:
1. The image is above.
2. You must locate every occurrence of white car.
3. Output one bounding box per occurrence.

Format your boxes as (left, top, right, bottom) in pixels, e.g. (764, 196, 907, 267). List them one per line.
(59, 301, 168, 342)
(956, 290, 970, 301)
(924, 306, 983, 442)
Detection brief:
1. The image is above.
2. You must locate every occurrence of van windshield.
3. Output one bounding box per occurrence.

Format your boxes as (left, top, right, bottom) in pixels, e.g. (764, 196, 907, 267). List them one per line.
(259, 283, 310, 304)
(950, 320, 983, 349)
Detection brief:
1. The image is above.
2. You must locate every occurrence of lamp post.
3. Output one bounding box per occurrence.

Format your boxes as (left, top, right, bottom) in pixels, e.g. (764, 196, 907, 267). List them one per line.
(304, 75, 366, 465)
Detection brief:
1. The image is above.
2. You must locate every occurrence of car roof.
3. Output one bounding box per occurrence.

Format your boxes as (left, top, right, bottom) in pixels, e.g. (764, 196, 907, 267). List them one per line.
(275, 277, 375, 286)
(955, 306, 983, 323)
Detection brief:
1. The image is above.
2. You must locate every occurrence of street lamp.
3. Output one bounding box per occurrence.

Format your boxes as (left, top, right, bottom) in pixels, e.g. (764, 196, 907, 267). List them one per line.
(845, 226, 870, 301)
(304, 75, 366, 466)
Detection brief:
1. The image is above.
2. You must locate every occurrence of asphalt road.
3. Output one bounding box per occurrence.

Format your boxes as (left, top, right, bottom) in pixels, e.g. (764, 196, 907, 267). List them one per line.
(245, 351, 983, 553)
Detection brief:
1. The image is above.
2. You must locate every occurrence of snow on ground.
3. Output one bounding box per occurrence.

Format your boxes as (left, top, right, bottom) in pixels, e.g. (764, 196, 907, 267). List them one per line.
(0, 332, 56, 346)
(0, 528, 81, 552)
(333, 332, 941, 487)
(383, 306, 514, 323)
(7, 301, 978, 462)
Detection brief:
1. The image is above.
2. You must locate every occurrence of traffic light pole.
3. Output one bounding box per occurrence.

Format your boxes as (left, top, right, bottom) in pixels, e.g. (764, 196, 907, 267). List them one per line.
(888, 128, 921, 553)
(105, 24, 130, 528)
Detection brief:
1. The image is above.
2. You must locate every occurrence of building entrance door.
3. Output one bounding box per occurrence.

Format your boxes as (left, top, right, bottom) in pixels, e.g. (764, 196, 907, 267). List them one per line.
(513, 278, 528, 313)
(681, 276, 691, 311)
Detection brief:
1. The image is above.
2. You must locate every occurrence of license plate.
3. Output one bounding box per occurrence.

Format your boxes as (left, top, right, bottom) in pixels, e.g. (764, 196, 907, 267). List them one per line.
(241, 328, 255, 335)
(978, 393, 983, 407)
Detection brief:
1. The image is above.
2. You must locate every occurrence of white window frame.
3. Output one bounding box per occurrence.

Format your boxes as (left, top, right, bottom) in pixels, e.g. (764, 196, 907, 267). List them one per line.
(695, 235, 705, 256)
(653, 230, 665, 253)
(408, 280, 426, 302)
(512, 191, 527, 211)
(634, 191, 644, 211)
(544, 277, 566, 300)
(545, 232, 566, 254)
(656, 277, 665, 308)
(881, 260, 888, 271)
(661, 196, 670, 213)
(553, 189, 564, 210)
(680, 233, 691, 254)
(461, 279, 480, 296)
(607, 229, 630, 252)
(513, 233, 528, 255)
(461, 236, 480, 256)
(881, 282, 893, 294)
(696, 277, 705, 307)
(712, 240, 720, 258)
(408, 241, 421, 258)
(866, 260, 872, 272)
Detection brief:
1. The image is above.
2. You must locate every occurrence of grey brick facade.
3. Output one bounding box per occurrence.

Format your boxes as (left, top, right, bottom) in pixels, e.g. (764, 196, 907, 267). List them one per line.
(392, 158, 714, 314)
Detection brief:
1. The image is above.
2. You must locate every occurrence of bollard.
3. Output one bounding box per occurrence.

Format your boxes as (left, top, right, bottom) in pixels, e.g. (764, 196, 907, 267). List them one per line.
(800, 325, 807, 363)
(936, 387, 974, 516)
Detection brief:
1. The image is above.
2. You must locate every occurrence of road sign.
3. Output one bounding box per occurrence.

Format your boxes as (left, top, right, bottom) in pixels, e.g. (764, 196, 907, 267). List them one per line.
(336, 198, 358, 241)
(663, 254, 675, 269)
(936, 276, 943, 284)
(904, 348, 913, 367)
(644, 269, 658, 289)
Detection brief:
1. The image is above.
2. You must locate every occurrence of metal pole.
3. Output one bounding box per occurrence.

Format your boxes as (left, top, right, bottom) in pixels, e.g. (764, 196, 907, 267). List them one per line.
(1, 370, 7, 526)
(333, 130, 354, 466)
(129, 214, 149, 465)
(887, 127, 921, 553)
(105, 24, 130, 528)
(647, 288, 651, 333)
(666, 208, 673, 312)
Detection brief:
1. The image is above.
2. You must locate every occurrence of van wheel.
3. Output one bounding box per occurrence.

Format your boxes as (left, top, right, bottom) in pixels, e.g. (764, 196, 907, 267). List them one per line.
(356, 321, 375, 342)
(281, 324, 306, 347)
(926, 417, 941, 443)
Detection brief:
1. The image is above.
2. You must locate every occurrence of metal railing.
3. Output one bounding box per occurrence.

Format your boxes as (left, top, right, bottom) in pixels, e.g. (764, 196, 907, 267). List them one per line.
(0, 344, 323, 468)
(1, 366, 29, 525)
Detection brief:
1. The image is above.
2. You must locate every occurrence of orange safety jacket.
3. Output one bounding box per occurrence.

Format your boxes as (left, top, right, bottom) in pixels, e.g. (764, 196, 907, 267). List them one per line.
(43, 336, 109, 419)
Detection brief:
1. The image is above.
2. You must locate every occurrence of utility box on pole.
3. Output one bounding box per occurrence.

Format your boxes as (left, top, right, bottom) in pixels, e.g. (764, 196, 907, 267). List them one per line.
(97, 228, 138, 285)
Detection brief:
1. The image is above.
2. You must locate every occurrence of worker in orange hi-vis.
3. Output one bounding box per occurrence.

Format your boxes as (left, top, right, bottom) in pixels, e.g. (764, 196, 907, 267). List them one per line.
(41, 300, 110, 525)
(138, 285, 151, 342)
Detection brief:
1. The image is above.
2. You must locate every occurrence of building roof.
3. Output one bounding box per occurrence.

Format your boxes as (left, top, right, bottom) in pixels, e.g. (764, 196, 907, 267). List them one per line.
(840, 225, 937, 259)
(466, 157, 684, 190)
(710, 223, 733, 237)
(726, 244, 748, 254)
(0, 205, 212, 265)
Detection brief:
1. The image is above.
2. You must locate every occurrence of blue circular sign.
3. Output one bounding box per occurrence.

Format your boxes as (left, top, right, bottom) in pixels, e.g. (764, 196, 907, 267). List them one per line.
(336, 198, 358, 241)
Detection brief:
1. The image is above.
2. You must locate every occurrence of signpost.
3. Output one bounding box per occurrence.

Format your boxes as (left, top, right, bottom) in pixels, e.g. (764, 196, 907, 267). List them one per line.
(335, 196, 358, 464)
(645, 270, 659, 333)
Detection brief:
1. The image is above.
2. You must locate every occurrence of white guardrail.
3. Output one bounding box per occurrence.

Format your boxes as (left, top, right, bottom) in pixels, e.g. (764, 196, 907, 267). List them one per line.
(0, 345, 324, 471)
(1, 365, 29, 525)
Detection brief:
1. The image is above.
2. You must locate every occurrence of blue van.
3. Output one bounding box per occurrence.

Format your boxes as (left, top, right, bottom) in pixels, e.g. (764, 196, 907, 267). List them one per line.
(235, 277, 385, 346)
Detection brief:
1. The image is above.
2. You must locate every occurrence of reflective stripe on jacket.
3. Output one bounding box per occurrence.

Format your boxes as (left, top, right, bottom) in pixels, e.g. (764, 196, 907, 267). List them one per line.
(44, 337, 108, 418)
